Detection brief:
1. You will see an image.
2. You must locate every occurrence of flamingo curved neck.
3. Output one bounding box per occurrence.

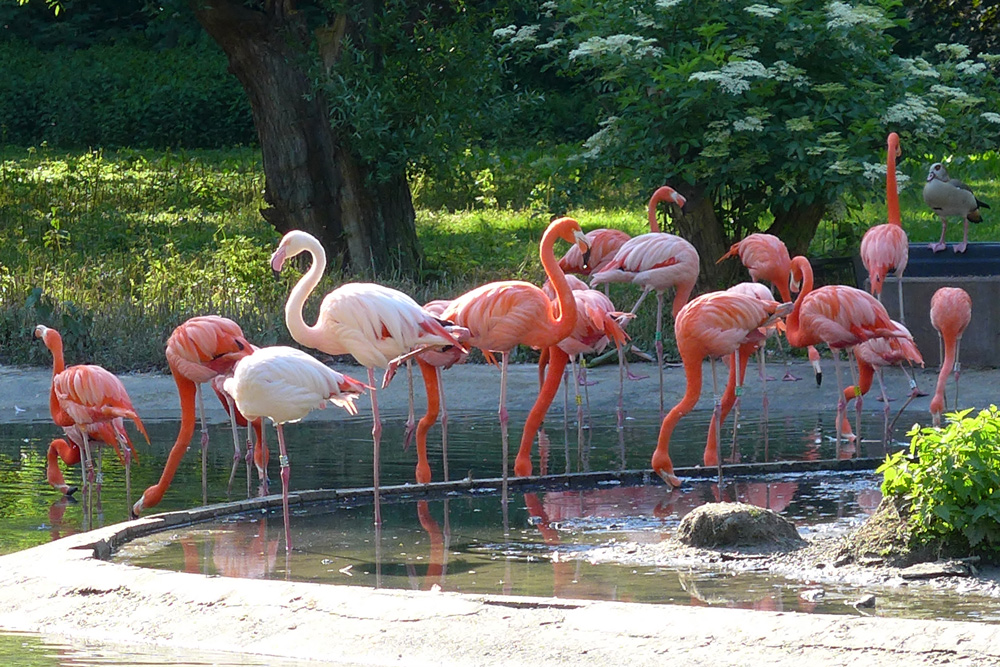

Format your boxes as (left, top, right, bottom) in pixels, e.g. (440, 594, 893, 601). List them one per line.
(284, 237, 328, 351)
(541, 224, 578, 343)
(786, 258, 814, 348)
(932, 332, 958, 412)
(647, 196, 661, 233)
(887, 137, 901, 226)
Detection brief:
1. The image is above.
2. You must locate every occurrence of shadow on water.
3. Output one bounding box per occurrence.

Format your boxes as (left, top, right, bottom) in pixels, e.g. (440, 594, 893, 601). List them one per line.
(6, 408, 1000, 625)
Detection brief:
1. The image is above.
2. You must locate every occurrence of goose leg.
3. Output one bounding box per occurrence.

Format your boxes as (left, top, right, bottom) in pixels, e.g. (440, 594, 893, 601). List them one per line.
(929, 217, 947, 253)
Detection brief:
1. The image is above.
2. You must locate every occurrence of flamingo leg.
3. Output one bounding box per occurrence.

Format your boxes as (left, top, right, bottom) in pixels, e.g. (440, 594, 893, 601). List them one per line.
(710, 357, 722, 485)
(224, 393, 243, 498)
(244, 420, 254, 497)
(561, 363, 571, 473)
(655, 292, 666, 420)
(275, 423, 292, 552)
(758, 347, 769, 460)
(403, 360, 416, 451)
(499, 351, 510, 506)
(197, 384, 209, 506)
(848, 349, 863, 448)
(774, 331, 800, 382)
(728, 346, 742, 466)
(438, 369, 449, 482)
(616, 343, 626, 428)
(571, 356, 584, 468)
(833, 349, 846, 449)
(954, 337, 963, 410)
(876, 368, 890, 451)
(896, 270, 906, 326)
(368, 367, 382, 527)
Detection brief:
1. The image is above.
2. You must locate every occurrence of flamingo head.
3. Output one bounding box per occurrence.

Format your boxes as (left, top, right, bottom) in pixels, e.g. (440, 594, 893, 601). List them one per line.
(550, 217, 591, 269)
(888, 132, 900, 158)
(927, 162, 948, 183)
(271, 229, 321, 274)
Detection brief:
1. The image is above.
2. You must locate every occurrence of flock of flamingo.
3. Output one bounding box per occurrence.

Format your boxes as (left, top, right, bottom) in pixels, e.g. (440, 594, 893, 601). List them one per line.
(35, 132, 983, 549)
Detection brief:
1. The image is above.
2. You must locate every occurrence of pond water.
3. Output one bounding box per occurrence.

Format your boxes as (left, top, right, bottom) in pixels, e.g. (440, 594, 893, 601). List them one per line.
(9, 401, 1000, 626)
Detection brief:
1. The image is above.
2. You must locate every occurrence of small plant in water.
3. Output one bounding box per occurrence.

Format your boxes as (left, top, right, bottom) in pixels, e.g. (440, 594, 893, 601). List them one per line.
(879, 406, 1000, 561)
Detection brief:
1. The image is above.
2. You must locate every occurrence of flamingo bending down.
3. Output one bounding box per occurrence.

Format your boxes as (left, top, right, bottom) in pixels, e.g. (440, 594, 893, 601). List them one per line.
(785, 256, 903, 446)
(590, 186, 699, 415)
(929, 287, 972, 426)
(704, 282, 787, 466)
(860, 132, 909, 323)
(223, 345, 366, 550)
(840, 321, 923, 445)
(440, 216, 590, 478)
(35, 325, 150, 505)
(132, 315, 257, 517)
(652, 291, 792, 486)
(271, 230, 467, 525)
(558, 228, 630, 284)
(923, 163, 990, 253)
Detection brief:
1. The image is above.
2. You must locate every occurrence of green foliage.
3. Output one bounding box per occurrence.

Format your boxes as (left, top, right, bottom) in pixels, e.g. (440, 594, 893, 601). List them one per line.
(497, 0, 1000, 242)
(0, 40, 254, 148)
(879, 406, 1000, 559)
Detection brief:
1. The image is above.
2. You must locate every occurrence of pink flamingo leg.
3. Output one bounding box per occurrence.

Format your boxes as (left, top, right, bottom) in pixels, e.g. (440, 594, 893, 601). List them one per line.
(759, 349, 770, 460)
(403, 360, 416, 450)
(223, 393, 244, 498)
(438, 369, 450, 482)
(275, 423, 292, 552)
(655, 292, 666, 419)
(833, 349, 846, 449)
(368, 367, 382, 527)
(729, 346, 743, 465)
(875, 369, 891, 450)
(617, 344, 626, 428)
(197, 385, 209, 506)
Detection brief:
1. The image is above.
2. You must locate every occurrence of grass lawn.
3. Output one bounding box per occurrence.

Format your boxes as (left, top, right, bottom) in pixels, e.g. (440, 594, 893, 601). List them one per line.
(1, 145, 997, 371)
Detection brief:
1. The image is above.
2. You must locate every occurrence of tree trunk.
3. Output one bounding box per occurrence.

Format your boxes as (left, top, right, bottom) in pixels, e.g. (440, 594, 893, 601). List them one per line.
(192, 0, 421, 276)
(766, 201, 826, 259)
(669, 185, 741, 291)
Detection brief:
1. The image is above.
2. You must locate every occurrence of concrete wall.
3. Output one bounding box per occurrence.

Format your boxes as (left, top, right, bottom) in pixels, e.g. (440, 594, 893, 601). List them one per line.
(879, 275, 998, 369)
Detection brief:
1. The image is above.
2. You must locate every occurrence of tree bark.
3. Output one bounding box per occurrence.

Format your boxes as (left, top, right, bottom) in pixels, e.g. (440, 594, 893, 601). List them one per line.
(766, 201, 826, 259)
(669, 185, 741, 291)
(192, 0, 421, 276)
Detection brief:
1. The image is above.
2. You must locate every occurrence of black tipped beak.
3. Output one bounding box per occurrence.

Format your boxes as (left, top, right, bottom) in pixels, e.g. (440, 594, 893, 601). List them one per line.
(582, 248, 592, 271)
(815, 372, 822, 387)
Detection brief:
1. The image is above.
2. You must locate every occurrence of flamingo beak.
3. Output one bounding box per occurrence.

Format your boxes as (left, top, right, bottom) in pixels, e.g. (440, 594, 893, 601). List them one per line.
(270, 246, 287, 277)
(33, 325, 47, 339)
(676, 193, 690, 215)
(573, 230, 591, 269)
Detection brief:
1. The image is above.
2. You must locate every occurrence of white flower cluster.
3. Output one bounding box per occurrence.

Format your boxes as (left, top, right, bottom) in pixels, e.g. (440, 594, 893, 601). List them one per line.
(826, 2, 890, 30)
(770, 60, 809, 87)
(581, 116, 620, 160)
(935, 43, 971, 60)
(536, 38, 565, 51)
(861, 161, 910, 190)
(569, 34, 663, 61)
(930, 84, 972, 101)
(540, 1, 558, 16)
(509, 25, 541, 44)
(982, 112, 1000, 124)
(493, 25, 517, 40)
(744, 3, 782, 18)
(689, 59, 769, 95)
(655, 0, 683, 8)
(956, 60, 987, 76)
(882, 94, 945, 134)
(898, 57, 941, 79)
(785, 116, 814, 132)
(733, 117, 764, 132)
(979, 53, 1000, 65)
(826, 160, 861, 176)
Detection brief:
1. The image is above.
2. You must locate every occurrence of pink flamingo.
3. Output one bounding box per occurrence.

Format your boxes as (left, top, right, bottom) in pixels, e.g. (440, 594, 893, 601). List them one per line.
(590, 186, 700, 415)
(35, 325, 150, 510)
(271, 230, 466, 525)
(558, 228, 630, 284)
(652, 291, 792, 486)
(718, 232, 821, 382)
(929, 287, 972, 426)
(440, 216, 589, 478)
(133, 315, 257, 517)
(223, 345, 366, 550)
(785, 256, 903, 446)
(840, 321, 923, 445)
(860, 132, 909, 323)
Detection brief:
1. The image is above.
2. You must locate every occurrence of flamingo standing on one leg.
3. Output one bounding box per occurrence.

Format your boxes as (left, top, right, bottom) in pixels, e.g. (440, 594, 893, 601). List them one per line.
(34, 325, 150, 510)
(840, 321, 923, 446)
(652, 291, 792, 486)
(861, 132, 909, 324)
(924, 162, 990, 254)
(784, 256, 904, 447)
(440, 216, 590, 478)
(929, 287, 972, 426)
(132, 315, 256, 518)
(223, 345, 366, 550)
(271, 230, 466, 525)
(590, 186, 699, 416)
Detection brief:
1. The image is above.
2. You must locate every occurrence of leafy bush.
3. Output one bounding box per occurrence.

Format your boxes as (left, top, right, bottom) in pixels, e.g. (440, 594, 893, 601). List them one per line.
(0, 40, 254, 148)
(879, 406, 1000, 560)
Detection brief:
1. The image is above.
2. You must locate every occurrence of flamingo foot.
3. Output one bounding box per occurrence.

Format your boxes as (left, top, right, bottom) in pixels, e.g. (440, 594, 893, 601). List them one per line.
(929, 241, 947, 253)
(781, 371, 801, 382)
(577, 376, 599, 387)
(875, 395, 895, 403)
(953, 241, 968, 254)
(513, 456, 533, 477)
(656, 470, 682, 488)
(763, 374, 777, 382)
(913, 388, 929, 397)
(626, 369, 649, 381)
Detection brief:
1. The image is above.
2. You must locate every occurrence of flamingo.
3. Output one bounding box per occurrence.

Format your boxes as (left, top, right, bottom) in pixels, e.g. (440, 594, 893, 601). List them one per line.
(717, 232, 821, 382)
(840, 321, 923, 446)
(271, 230, 466, 525)
(440, 216, 590, 478)
(34, 325, 149, 507)
(703, 282, 786, 467)
(223, 345, 366, 550)
(132, 315, 256, 518)
(412, 298, 469, 483)
(652, 291, 792, 486)
(860, 132, 909, 323)
(590, 186, 700, 416)
(558, 228, 630, 287)
(924, 162, 990, 253)
(785, 256, 903, 446)
(929, 287, 972, 426)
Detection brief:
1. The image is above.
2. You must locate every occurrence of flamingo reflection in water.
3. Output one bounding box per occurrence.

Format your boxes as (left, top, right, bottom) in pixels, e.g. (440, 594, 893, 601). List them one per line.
(180, 519, 280, 580)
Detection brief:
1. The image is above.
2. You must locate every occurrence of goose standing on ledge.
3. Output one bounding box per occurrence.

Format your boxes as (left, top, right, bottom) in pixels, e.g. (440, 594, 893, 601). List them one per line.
(923, 162, 989, 254)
